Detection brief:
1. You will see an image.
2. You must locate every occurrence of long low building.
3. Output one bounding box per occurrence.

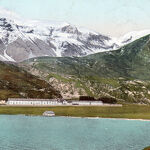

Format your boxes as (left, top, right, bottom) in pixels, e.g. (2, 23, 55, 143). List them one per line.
(7, 98, 64, 106)
(6, 98, 103, 106)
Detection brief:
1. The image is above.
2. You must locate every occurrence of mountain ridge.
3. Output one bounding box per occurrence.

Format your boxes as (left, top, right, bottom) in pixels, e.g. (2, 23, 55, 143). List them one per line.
(0, 9, 150, 62)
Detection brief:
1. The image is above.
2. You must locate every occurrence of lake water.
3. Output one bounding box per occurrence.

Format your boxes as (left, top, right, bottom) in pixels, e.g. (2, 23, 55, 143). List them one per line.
(0, 115, 150, 150)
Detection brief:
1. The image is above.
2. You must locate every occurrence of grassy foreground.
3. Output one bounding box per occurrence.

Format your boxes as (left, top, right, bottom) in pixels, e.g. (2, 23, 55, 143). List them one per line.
(1, 104, 150, 119)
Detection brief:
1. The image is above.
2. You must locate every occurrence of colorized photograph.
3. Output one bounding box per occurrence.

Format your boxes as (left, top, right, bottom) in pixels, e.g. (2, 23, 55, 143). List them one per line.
(0, 0, 150, 150)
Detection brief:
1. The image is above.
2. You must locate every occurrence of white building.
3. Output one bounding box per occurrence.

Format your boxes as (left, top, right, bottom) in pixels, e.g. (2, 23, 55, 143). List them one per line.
(72, 101, 103, 106)
(7, 98, 63, 106)
(43, 111, 55, 117)
(7, 98, 103, 106)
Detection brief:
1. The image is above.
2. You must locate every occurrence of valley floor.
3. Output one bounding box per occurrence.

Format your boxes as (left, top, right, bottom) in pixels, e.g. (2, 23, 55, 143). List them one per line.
(1, 105, 150, 119)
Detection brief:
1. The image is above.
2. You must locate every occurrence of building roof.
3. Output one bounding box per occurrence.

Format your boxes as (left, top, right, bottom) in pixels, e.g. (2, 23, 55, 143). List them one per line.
(72, 100, 103, 103)
(43, 111, 55, 114)
(7, 98, 60, 101)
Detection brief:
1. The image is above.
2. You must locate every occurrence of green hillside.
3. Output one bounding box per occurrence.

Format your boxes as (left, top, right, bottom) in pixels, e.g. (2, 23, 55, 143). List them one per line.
(0, 61, 61, 100)
(22, 35, 150, 79)
(20, 35, 150, 103)
(85, 34, 150, 80)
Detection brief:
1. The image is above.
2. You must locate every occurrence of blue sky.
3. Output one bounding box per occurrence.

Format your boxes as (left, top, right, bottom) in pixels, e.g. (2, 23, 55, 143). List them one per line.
(0, 0, 150, 36)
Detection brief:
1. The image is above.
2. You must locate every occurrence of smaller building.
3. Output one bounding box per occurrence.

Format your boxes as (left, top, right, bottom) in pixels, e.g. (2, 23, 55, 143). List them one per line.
(72, 101, 103, 106)
(43, 111, 55, 117)
(90, 101, 103, 105)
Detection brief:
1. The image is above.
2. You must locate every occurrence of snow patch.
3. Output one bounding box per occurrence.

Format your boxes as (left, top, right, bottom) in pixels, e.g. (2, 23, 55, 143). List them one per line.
(4, 49, 15, 62)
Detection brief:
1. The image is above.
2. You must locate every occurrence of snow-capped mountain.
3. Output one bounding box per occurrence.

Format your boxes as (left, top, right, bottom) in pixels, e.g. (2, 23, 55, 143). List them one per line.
(0, 8, 150, 62)
(114, 30, 150, 46)
(0, 17, 117, 62)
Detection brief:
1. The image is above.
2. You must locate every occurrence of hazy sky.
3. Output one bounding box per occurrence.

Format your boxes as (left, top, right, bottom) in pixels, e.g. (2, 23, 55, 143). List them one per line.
(0, 0, 150, 37)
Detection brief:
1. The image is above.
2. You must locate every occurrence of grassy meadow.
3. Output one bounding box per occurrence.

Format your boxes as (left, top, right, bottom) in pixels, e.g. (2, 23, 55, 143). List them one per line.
(1, 104, 150, 119)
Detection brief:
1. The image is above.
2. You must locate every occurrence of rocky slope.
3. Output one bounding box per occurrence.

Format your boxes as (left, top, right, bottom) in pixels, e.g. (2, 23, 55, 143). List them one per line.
(0, 61, 61, 100)
(20, 35, 150, 103)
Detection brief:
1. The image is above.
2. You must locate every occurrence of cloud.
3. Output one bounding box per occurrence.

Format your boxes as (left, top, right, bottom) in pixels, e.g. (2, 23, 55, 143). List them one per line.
(0, 7, 20, 20)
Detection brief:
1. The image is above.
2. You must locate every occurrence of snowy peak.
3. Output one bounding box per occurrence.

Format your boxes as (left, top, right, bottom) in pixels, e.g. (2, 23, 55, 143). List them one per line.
(0, 18, 14, 32)
(0, 8, 150, 62)
(0, 15, 119, 61)
(112, 30, 150, 47)
(119, 30, 150, 43)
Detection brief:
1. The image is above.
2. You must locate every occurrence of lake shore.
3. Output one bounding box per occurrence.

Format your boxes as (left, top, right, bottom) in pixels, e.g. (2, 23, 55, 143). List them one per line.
(64, 116, 150, 121)
(2, 113, 150, 122)
(1, 104, 150, 120)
